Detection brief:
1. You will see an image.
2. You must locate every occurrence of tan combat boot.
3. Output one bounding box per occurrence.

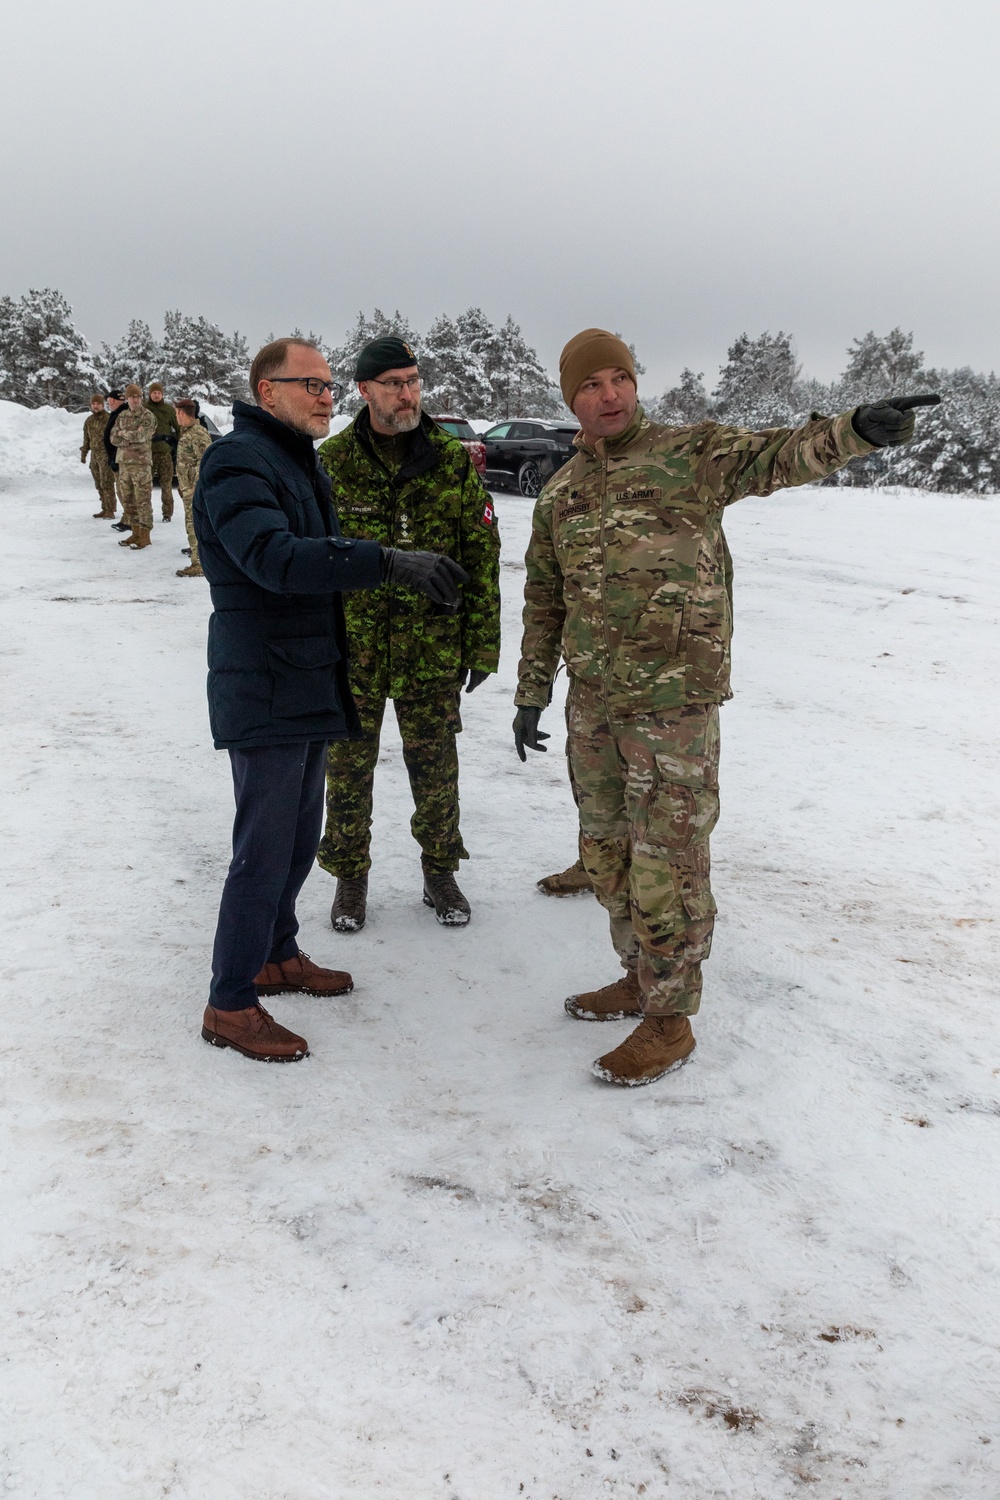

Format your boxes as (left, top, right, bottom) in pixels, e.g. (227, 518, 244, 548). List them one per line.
(176, 563, 204, 577)
(592, 1014, 696, 1087)
(565, 970, 641, 1021)
(202, 1003, 308, 1062)
(118, 529, 137, 546)
(537, 858, 594, 896)
(127, 527, 151, 550)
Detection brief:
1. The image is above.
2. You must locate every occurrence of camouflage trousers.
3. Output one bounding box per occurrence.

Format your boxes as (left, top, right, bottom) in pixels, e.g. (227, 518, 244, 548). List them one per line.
(179, 483, 200, 568)
(152, 444, 174, 519)
(566, 677, 720, 1017)
(318, 689, 469, 878)
(117, 462, 153, 532)
(88, 457, 117, 515)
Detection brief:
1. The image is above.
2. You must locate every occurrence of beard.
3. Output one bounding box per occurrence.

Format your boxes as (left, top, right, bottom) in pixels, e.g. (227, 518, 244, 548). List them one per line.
(371, 395, 421, 434)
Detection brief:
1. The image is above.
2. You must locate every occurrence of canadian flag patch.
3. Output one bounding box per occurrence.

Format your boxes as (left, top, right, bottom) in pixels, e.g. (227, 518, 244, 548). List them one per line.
(482, 499, 494, 527)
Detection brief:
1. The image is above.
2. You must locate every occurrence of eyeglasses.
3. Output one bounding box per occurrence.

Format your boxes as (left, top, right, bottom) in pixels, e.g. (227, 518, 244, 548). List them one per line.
(369, 374, 422, 393)
(265, 377, 343, 398)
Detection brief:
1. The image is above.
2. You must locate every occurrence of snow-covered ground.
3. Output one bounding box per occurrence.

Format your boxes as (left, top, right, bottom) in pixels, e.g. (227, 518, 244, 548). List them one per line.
(1, 407, 999, 1499)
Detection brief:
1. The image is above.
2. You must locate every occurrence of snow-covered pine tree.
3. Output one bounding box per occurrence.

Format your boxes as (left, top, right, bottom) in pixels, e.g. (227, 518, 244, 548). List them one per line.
(463, 311, 560, 420)
(326, 310, 420, 414)
(828, 329, 926, 487)
(891, 365, 1000, 494)
(97, 319, 164, 393)
(0, 288, 100, 409)
(161, 311, 249, 403)
(647, 368, 714, 425)
(419, 312, 493, 416)
(712, 331, 805, 429)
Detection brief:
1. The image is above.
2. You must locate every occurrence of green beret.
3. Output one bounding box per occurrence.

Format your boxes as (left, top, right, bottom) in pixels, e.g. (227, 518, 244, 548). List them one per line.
(355, 336, 418, 382)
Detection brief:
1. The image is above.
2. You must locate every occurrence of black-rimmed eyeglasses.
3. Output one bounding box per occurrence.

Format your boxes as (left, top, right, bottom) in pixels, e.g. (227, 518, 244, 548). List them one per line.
(369, 373, 422, 393)
(265, 377, 343, 398)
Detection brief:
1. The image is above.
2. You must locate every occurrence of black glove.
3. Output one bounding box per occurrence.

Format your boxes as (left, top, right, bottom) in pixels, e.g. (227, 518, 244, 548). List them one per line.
(459, 669, 490, 694)
(513, 706, 550, 762)
(381, 548, 469, 610)
(853, 393, 941, 448)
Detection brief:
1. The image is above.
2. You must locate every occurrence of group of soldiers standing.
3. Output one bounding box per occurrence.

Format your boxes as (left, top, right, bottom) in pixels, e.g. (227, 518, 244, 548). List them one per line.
(80, 382, 212, 576)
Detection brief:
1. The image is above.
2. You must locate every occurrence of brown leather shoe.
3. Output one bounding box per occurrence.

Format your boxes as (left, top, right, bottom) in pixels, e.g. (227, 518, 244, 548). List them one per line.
(254, 950, 353, 997)
(592, 1014, 696, 1087)
(565, 970, 641, 1021)
(538, 858, 594, 896)
(202, 1003, 308, 1062)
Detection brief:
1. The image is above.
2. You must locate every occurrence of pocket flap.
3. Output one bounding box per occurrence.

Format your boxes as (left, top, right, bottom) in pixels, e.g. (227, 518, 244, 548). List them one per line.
(266, 636, 339, 669)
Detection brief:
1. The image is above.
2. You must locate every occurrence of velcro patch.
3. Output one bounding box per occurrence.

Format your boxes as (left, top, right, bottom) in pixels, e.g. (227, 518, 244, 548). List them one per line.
(617, 486, 663, 502)
(558, 500, 596, 521)
(482, 499, 495, 526)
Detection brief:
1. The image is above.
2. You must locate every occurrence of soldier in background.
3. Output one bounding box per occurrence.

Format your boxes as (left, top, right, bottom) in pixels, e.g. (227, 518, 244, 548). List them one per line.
(80, 393, 117, 518)
(103, 391, 132, 532)
(514, 327, 938, 1088)
(146, 381, 179, 522)
(174, 398, 211, 577)
(317, 336, 501, 932)
(110, 384, 157, 549)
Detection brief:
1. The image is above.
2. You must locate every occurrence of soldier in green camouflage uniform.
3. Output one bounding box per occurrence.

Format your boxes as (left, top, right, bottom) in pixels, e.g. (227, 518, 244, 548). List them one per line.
(110, 385, 157, 548)
(515, 328, 935, 1086)
(80, 394, 117, 517)
(146, 382, 179, 521)
(317, 336, 501, 928)
(174, 399, 212, 576)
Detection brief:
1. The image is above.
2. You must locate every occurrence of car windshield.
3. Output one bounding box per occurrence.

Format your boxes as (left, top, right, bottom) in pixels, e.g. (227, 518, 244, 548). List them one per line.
(435, 418, 477, 440)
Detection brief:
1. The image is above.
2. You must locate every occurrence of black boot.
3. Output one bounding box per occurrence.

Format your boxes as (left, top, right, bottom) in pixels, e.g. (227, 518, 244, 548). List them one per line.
(331, 873, 368, 933)
(422, 864, 471, 926)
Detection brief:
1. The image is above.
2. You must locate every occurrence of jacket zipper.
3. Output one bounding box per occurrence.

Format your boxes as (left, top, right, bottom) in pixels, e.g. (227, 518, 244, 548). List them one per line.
(598, 445, 614, 708)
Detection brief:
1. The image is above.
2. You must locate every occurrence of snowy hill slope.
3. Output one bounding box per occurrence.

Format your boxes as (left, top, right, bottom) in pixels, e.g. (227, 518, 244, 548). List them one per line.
(0, 458, 998, 1498)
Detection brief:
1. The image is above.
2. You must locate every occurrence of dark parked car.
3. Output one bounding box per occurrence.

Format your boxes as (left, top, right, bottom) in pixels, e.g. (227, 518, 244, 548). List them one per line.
(481, 419, 580, 496)
(431, 416, 487, 478)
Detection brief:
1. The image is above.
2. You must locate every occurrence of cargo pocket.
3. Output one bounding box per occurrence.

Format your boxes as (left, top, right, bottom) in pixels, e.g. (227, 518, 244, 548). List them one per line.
(644, 779, 720, 852)
(266, 636, 341, 720)
(669, 843, 718, 923)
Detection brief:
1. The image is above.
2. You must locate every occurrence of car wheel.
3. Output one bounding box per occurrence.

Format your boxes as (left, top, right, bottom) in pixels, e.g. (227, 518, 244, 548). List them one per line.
(518, 460, 544, 498)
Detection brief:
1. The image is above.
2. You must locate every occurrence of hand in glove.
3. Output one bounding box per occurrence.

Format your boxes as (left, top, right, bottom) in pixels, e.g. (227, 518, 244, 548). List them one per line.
(381, 548, 469, 610)
(459, 669, 490, 694)
(513, 706, 550, 762)
(853, 393, 941, 448)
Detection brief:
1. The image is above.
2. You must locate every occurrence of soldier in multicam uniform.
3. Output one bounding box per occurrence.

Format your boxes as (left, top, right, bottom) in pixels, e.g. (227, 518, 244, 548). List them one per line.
(146, 381, 179, 522)
(174, 398, 212, 576)
(110, 384, 157, 550)
(80, 393, 117, 518)
(317, 336, 501, 931)
(514, 328, 938, 1088)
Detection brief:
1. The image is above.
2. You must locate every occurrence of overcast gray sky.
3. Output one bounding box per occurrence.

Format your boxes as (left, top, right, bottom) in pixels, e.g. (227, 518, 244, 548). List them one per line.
(2, 0, 996, 393)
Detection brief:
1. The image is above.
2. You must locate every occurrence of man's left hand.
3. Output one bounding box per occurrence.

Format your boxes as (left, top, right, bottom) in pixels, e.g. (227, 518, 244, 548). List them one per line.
(460, 669, 489, 694)
(853, 393, 941, 448)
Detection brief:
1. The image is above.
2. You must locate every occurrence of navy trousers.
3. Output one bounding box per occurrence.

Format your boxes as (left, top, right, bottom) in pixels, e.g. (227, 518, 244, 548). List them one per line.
(210, 740, 328, 1011)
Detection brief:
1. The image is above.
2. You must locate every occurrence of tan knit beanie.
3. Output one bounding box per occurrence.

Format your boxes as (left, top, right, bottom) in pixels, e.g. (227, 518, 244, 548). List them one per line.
(559, 328, 636, 410)
(124, 383, 143, 398)
(148, 381, 164, 395)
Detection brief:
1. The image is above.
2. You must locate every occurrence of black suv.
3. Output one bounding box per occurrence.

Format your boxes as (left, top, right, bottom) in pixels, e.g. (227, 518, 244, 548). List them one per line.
(481, 419, 579, 496)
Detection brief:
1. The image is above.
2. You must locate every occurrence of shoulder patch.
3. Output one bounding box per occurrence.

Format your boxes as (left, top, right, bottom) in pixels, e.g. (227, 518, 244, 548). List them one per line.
(482, 497, 495, 527)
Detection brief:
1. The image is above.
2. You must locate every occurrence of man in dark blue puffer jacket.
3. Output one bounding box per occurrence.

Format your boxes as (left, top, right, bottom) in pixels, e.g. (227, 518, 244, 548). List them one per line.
(194, 337, 467, 1062)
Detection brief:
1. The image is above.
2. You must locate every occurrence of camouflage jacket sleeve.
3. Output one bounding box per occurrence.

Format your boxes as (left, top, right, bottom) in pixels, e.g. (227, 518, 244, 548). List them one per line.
(699, 410, 874, 505)
(81, 418, 91, 459)
(515, 488, 566, 708)
(458, 462, 501, 673)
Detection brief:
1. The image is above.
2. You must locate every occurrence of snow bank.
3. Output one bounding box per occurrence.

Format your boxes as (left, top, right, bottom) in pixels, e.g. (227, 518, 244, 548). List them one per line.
(0, 399, 85, 482)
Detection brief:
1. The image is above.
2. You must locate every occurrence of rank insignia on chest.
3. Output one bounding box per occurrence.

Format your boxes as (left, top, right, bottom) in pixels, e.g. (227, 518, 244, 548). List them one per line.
(482, 499, 494, 526)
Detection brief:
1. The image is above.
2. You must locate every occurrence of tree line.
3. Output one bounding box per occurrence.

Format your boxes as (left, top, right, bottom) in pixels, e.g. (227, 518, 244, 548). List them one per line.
(0, 288, 996, 492)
